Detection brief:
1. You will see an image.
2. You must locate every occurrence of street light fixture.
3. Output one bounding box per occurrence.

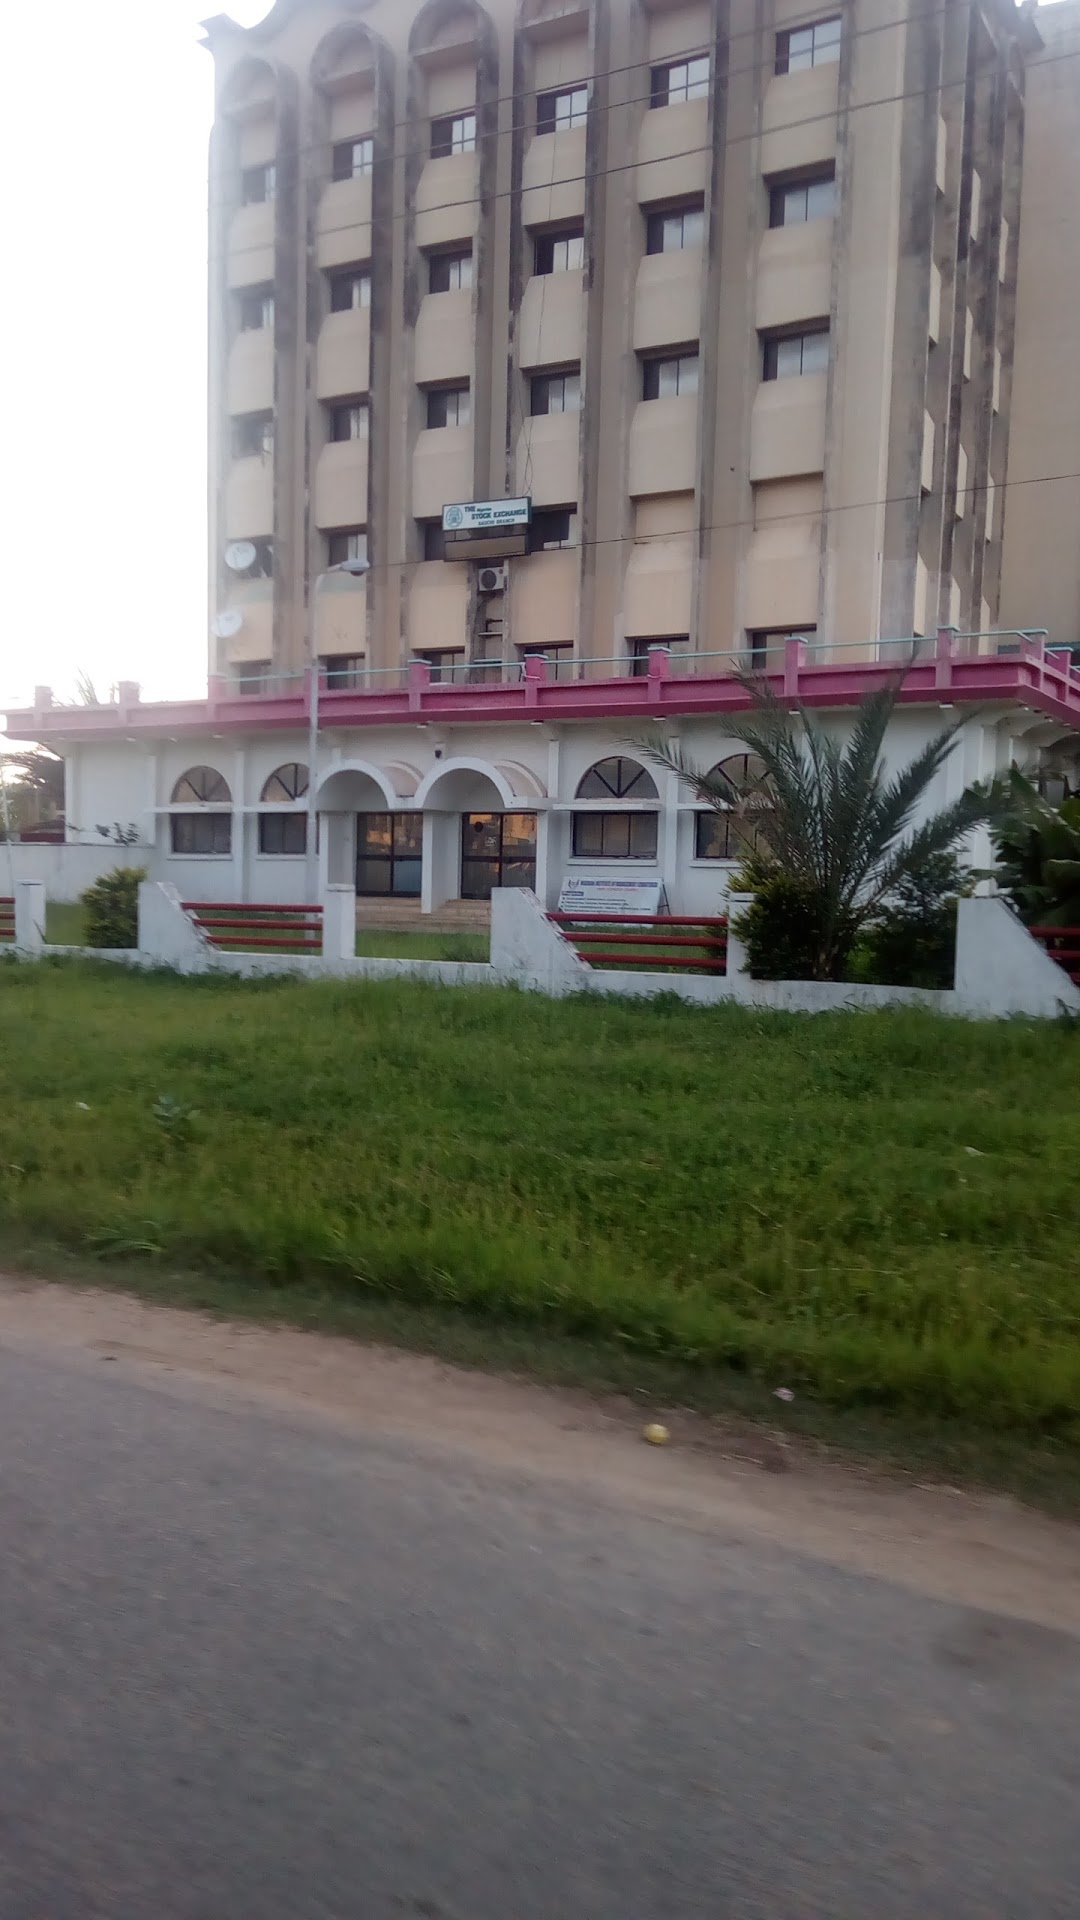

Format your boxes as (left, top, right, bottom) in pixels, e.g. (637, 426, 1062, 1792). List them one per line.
(306, 556, 371, 898)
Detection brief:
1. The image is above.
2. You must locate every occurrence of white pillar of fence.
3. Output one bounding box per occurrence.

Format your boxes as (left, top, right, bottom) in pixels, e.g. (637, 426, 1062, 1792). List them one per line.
(321, 884, 357, 960)
(14, 881, 45, 954)
(137, 881, 211, 970)
(724, 894, 752, 990)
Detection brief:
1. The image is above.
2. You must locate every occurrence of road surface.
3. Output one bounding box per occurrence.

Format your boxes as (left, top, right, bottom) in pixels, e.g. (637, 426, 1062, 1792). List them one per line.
(1, 1282, 1079, 1919)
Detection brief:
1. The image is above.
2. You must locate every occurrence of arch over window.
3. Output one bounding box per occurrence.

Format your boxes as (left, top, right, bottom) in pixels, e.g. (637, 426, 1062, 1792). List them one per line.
(575, 756, 658, 801)
(694, 754, 773, 862)
(171, 767, 232, 805)
(260, 762, 309, 802)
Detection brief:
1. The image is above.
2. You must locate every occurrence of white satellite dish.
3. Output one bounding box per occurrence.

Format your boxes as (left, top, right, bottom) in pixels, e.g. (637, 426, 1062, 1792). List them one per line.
(224, 540, 257, 572)
(213, 610, 243, 639)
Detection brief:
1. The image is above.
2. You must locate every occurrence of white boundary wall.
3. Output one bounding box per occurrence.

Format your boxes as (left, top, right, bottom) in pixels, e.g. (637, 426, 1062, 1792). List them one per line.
(6, 882, 1079, 1020)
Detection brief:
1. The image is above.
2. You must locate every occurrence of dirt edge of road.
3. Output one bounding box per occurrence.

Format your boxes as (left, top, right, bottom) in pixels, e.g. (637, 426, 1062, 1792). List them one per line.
(3, 1272, 1080, 1635)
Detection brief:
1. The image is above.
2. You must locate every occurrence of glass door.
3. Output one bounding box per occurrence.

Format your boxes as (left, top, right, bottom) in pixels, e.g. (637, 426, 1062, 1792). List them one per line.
(460, 813, 537, 898)
(356, 813, 423, 895)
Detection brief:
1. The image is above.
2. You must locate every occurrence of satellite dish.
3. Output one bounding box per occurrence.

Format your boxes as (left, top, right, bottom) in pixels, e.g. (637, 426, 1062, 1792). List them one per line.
(213, 610, 243, 639)
(225, 540, 257, 573)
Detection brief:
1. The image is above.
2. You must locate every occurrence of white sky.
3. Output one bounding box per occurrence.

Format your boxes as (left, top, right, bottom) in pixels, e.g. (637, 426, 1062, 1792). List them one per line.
(0, 0, 1068, 733)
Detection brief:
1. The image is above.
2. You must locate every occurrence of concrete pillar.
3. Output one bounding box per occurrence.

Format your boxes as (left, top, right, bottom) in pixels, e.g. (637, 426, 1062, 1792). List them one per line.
(137, 882, 210, 971)
(321, 883, 356, 959)
(533, 810, 551, 907)
(14, 881, 45, 954)
(724, 893, 753, 985)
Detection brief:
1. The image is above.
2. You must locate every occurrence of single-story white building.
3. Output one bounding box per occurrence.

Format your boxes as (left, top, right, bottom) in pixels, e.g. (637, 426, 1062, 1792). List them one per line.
(5, 636, 1080, 910)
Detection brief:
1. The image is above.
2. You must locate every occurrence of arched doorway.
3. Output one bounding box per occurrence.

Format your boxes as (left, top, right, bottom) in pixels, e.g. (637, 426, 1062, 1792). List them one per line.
(415, 761, 539, 905)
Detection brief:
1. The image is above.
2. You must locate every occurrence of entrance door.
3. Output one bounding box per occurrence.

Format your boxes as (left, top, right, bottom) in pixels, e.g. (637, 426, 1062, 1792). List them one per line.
(460, 813, 537, 898)
(356, 813, 423, 895)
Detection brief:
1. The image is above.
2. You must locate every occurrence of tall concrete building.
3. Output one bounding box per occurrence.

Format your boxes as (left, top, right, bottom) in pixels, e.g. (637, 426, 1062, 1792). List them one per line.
(203, 0, 1036, 686)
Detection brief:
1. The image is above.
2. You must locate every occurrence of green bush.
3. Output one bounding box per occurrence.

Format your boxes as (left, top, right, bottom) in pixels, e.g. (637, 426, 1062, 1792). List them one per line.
(80, 866, 147, 950)
(858, 854, 966, 990)
(733, 871, 852, 981)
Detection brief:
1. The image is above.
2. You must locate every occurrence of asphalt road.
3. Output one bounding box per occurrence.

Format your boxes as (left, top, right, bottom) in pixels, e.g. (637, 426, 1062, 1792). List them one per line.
(2, 1340, 1080, 1919)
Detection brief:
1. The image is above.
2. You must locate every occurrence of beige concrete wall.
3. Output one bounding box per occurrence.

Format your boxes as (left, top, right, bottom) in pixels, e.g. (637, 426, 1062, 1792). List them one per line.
(314, 440, 368, 531)
(518, 272, 585, 370)
(628, 396, 698, 497)
(225, 457, 274, 540)
(315, 311, 370, 400)
(414, 290, 474, 385)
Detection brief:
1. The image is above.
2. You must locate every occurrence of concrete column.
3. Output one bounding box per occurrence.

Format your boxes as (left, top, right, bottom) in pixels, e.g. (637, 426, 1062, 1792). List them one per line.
(724, 893, 753, 987)
(422, 814, 455, 914)
(533, 811, 551, 908)
(14, 881, 45, 954)
(321, 884, 356, 960)
(660, 766, 680, 911)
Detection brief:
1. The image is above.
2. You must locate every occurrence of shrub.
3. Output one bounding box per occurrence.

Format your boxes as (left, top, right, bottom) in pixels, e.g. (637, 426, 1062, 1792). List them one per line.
(733, 871, 850, 981)
(80, 866, 146, 950)
(858, 853, 966, 990)
(989, 771, 1080, 928)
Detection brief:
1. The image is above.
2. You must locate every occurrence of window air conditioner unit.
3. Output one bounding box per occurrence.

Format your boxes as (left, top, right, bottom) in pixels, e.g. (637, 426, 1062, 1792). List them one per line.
(477, 562, 509, 594)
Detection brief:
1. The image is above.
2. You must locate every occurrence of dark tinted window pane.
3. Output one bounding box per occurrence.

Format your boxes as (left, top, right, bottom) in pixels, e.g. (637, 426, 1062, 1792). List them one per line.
(258, 813, 307, 855)
(464, 814, 501, 858)
(393, 815, 424, 856)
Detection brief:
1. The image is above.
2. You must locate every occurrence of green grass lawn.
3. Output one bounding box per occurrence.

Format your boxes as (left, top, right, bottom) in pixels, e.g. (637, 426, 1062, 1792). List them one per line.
(2, 959, 1080, 1454)
(43, 901, 487, 964)
(45, 901, 87, 945)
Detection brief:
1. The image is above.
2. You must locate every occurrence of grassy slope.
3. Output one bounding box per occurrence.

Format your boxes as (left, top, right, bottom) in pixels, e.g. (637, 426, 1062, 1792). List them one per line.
(2, 959, 1079, 1445)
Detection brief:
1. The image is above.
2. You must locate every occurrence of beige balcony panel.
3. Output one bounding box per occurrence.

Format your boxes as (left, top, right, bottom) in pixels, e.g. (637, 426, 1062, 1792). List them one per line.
(317, 176, 373, 269)
(412, 425, 472, 520)
(512, 550, 578, 649)
(428, 61, 477, 117)
(633, 249, 703, 354)
(415, 289, 474, 386)
(636, 100, 708, 208)
(227, 201, 275, 290)
(328, 91, 375, 143)
(416, 154, 479, 250)
(648, 1, 710, 62)
(514, 412, 580, 505)
(748, 373, 827, 483)
(755, 221, 832, 335)
(227, 330, 274, 415)
(314, 438, 369, 530)
(221, 588, 273, 664)
(315, 309, 371, 399)
(224, 457, 274, 540)
(533, 34, 591, 93)
(315, 575, 367, 658)
(760, 66, 839, 178)
(518, 270, 585, 369)
(928, 262, 942, 342)
(409, 561, 470, 654)
(521, 129, 586, 228)
(742, 506, 821, 631)
(238, 116, 275, 168)
(914, 556, 930, 635)
(627, 394, 699, 497)
(921, 412, 935, 492)
(623, 535, 694, 637)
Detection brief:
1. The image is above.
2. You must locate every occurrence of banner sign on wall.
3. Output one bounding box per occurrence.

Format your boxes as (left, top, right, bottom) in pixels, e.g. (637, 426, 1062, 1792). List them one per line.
(556, 875, 667, 916)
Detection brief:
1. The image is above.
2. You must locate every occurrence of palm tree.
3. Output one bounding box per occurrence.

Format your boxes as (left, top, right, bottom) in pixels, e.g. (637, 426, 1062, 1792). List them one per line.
(635, 671, 997, 980)
(989, 769, 1080, 928)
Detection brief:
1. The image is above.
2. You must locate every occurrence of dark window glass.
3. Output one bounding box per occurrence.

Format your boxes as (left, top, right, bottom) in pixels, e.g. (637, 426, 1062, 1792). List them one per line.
(428, 248, 473, 293)
(332, 137, 373, 181)
(329, 401, 368, 442)
(171, 813, 232, 855)
(769, 172, 836, 227)
(536, 86, 588, 134)
(414, 650, 461, 682)
(650, 56, 709, 107)
(241, 163, 275, 205)
(239, 288, 274, 330)
(231, 412, 274, 457)
(326, 528, 368, 566)
(431, 113, 476, 159)
(746, 626, 816, 667)
(357, 812, 423, 896)
(575, 757, 658, 800)
(645, 203, 704, 254)
(426, 385, 471, 428)
(227, 540, 273, 581)
(421, 521, 446, 560)
(570, 812, 659, 859)
(762, 328, 829, 379)
(693, 754, 773, 861)
(534, 226, 585, 275)
(776, 17, 841, 75)
(529, 508, 576, 551)
(235, 659, 271, 693)
(260, 762, 308, 802)
(258, 812, 307, 855)
(628, 637, 687, 676)
(530, 369, 581, 415)
(642, 352, 699, 398)
(329, 268, 371, 312)
(321, 654, 365, 689)
(172, 766, 231, 804)
(460, 812, 538, 898)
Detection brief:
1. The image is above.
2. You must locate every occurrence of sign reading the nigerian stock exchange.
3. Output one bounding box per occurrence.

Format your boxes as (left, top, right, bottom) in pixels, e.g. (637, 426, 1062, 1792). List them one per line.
(442, 498, 532, 533)
(557, 875, 667, 917)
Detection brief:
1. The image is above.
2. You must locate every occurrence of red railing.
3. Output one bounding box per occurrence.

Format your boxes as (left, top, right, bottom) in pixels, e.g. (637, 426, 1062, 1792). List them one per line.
(1030, 926, 1080, 987)
(549, 911, 728, 974)
(182, 900, 323, 954)
(0, 897, 14, 943)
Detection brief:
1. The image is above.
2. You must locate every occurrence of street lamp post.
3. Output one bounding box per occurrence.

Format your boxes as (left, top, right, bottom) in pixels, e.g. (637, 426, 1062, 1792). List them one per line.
(306, 556, 370, 900)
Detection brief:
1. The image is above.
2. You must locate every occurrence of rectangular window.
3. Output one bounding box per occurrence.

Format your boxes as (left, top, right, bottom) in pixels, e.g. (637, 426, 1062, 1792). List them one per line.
(762, 327, 829, 379)
(769, 170, 836, 228)
(746, 625, 816, 667)
(431, 112, 476, 158)
(231, 412, 274, 457)
(357, 812, 423, 897)
(414, 649, 462, 683)
(571, 812, 659, 859)
(321, 653, 366, 689)
(530, 368, 581, 416)
(171, 813, 231, 856)
(241, 163, 275, 205)
(332, 137, 373, 181)
(529, 507, 577, 551)
(231, 541, 273, 581)
(258, 812, 307, 856)
(239, 287, 274, 331)
(694, 810, 765, 862)
(461, 812, 538, 899)
(533, 226, 585, 275)
(426, 385, 471, 428)
(536, 85, 588, 134)
(628, 637, 685, 677)
(235, 658, 271, 691)
(428, 247, 473, 293)
(421, 520, 446, 560)
(776, 17, 841, 74)
(650, 56, 710, 107)
(329, 401, 368, 442)
(327, 528, 368, 566)
(645, 202, 705, 254)
(329, 267, 371, 312)
(642, 351, 699, 399)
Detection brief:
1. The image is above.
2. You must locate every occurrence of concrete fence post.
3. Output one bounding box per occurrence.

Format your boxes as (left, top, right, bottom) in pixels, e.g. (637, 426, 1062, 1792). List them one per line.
(321, 884, 356, 960)
(14, 881, 45, 954)
(724, 893, 753, 995)
(137, 881, 211, 972)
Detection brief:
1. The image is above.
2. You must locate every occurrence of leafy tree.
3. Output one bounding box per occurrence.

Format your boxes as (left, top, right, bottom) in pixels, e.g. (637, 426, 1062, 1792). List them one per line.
(0, 749, 64, 838)
(637, 672, 997, 981)
(989, 770, 1080, 929)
